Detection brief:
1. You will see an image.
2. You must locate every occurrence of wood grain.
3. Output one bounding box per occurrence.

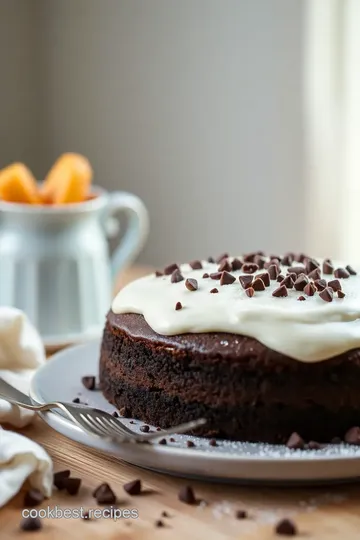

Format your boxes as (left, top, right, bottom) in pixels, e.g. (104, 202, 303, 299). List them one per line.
(2, 265, 360, 538)
(2, 419, 360, 539)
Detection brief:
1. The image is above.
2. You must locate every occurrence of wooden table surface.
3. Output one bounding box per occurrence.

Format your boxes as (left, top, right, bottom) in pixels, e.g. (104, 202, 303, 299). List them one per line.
(2, 266, 360, 539)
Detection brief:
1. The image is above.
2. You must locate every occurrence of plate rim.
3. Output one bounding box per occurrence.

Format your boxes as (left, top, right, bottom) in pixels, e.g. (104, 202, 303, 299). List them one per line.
(30, 339, 360, 466)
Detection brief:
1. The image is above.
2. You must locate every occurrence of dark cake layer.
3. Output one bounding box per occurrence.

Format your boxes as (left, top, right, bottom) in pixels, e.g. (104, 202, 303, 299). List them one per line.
(99, 312, 360, 443)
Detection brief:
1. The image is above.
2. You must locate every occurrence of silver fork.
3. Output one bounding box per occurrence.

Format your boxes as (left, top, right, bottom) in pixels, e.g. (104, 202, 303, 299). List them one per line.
(0, 378, 206, 443)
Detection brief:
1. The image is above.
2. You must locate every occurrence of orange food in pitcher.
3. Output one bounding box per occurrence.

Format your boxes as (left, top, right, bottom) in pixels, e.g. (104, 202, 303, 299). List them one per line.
(0, 163, 42, 204)
(0, 153, 94, 205)
(41, 153, 93, 204)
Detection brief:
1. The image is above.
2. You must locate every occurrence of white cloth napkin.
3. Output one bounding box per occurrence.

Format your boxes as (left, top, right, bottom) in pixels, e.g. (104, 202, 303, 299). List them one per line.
(0, 307, 53, 507)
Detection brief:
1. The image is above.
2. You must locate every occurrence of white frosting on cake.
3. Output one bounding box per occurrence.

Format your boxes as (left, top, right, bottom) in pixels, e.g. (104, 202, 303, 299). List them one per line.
(112, 257, 360, 362)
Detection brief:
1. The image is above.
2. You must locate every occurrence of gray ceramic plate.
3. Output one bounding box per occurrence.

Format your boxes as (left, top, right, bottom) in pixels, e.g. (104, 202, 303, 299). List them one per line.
(30, 340, 360, 485)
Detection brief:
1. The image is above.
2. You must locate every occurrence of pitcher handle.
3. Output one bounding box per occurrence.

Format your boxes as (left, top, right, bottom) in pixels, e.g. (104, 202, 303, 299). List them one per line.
(106, 192, 149, 279)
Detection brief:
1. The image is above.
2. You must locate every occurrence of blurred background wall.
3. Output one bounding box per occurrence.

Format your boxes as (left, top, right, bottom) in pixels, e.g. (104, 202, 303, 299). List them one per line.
(0, 0, 44, 171)
(0, 0, 305, 266)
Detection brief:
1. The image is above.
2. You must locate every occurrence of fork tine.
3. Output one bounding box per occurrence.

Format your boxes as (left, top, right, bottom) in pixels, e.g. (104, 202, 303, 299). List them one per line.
(108, 417, 141, 437)
(143, 418, 207, 441)
(64, 402, 206, 444)
(83, 414, 113, 436)
(103, 418, 134, 438)
(93, 415, 124, 437)
(76, 412, 108, 437)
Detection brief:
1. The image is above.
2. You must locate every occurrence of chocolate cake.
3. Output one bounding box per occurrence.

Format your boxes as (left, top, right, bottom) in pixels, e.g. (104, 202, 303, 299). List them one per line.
(99, 253, 360, 443)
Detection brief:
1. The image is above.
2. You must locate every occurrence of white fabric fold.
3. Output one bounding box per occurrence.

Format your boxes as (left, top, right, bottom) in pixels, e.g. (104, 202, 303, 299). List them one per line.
(0, 307, 52, 507)
(0, 428, 52, 507)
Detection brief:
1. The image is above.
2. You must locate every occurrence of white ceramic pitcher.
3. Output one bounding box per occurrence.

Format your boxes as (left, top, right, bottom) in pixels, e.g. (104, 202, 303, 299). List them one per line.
(0, 187, 149, 346)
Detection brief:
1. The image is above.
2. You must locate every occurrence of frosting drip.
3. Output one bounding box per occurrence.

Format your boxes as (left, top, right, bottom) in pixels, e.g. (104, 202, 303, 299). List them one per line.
(112, 257, 360, 362)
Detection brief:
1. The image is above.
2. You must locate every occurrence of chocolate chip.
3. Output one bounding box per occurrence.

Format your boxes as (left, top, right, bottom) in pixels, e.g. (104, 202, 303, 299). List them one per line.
(235, 509, 248, 519)
(319, 287, 333, 302)
(155, 519, 165, 528)
(218, 259, 232, 272)
(268, 264, 279, 280)
(210, 288, 218, 293)
(272, 285, 288, 297)
(243, 252, 257, 262)
(297, 296, 306, 301)
(287, 266, 306, 276)
(20, 516, 42, 531)
(171, 269, 184, 283)
(308, 267, 321, 280)
(328, 279, 341, 292)
(93, 483, 117, 504)
(307, 441, 325, 450)
(252, 278, 265, 291)
(209, 438, 218, 447)
(257, 272, 270, 287)
(189, 260, 202, 270)
(23, 489, 44, 507)
(277, 274, 284, 282)
(63, 477, 81, 496)
(207, 256, 215, 263)
(304, 282, 316, 296)
(334, 267, 350, 279)
(202, 273, 209, 278)
(161, 511, 171, 517)
(239, 275, 253, 289)
(186, 440, 195, 447)
(72, 397, 80, 403)
(178, 486, 197, 505)
(280, 275, 295, 289)
(155, 270, 163, 277)
(294, 274, 308, 291)
(295, 253, 307, 263)
(346, 264, 357, 275)
(314, 278, 327, 292)
(220, 271, 236, 285)
(82, 511, 92, 520)
(281, 253, 293, 266)
(275, 518, 297, 536)
(158, 438, 167, 445)
(81, 375, 97, 390)
(123, 479, 141, 495)
(322, 260, 334, 274)
(254, 255, 266, 270)
(245, 287, 255, 298)
(231, 258, 243, 271)
(338, 290, 346, 298)
(345, 426, 360, 445)
(216, 253, 229, 263)
(175, 302, 182, 310)
(265, 258, 280, 270)
(53, 469, 71, 490)
(169, 437, 175, 442)
(254, 255, 266, 269)
(112, 411, 119, 417)
(242, 263, 259, 274)
(210, 272, 222, 280)
(140, 425, 150, 432)
(164, 263, 179, 275)
(305, 257, 320, 274)
(185, 278, 198, 291)
(286, 432, 305, 450)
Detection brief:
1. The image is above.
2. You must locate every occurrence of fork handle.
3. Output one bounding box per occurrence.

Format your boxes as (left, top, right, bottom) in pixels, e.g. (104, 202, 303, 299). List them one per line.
(0, 377, 37, 407)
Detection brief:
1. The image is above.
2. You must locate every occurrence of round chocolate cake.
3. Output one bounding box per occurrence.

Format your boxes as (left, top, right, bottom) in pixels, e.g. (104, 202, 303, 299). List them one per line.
(99, 253, 360, 443)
